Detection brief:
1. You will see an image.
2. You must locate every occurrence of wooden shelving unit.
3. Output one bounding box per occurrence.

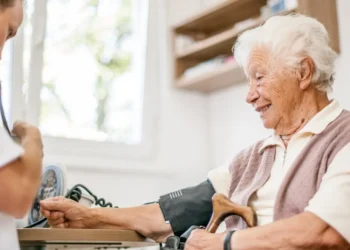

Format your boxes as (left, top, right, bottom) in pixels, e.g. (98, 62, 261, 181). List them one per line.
(177, 62, 246, 93)
(177, 27, 237, 61)
(174, 0, 266, 34)
(177, 8, 296, 61)
(172, 0, 340, 94)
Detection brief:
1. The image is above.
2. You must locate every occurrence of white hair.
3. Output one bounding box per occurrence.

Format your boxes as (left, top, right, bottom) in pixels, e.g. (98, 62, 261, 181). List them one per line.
(233, 14, 338, 92)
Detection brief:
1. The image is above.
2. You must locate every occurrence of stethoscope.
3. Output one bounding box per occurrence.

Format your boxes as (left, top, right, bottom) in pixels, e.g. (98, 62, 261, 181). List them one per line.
(0, 81, 12, 137)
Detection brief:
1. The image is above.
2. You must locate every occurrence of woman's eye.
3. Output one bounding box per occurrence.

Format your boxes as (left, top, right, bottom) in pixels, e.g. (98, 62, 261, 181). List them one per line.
(257, 76, 264, 81)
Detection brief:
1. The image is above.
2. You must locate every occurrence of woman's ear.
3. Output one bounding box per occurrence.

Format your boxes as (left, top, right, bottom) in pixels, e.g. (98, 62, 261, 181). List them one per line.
(298, 57, 314, 90)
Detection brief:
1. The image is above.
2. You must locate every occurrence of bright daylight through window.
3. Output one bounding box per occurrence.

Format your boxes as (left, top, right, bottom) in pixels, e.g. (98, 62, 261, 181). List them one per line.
(23, 0, 147, 144)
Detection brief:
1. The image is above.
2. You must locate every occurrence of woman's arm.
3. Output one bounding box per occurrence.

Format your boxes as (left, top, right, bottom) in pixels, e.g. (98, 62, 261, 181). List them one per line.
(230, 212, 349, 250)
(184, 212, 349, 250)
(230, 145, 350, 250)
(40, 197, 173, 242)
(0, 122, 43, 218)
(93, 204, 174, 242)
(41, 180, 216, 241)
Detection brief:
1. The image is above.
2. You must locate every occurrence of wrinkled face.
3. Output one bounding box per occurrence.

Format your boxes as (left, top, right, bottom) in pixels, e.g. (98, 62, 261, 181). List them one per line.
(246, 47, 304, 131)
(0, 0, 23, 59)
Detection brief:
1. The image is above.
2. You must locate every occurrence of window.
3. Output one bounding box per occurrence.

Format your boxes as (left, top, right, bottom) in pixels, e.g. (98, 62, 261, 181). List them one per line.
(0, 0, 157, 166)
(0, 41, 13, 123)
(24, 0, 148, 145)
(0, 0, 160, 167)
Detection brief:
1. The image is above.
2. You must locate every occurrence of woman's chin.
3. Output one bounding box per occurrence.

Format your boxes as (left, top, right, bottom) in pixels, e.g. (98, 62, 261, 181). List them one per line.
(261, 118, 275, 129)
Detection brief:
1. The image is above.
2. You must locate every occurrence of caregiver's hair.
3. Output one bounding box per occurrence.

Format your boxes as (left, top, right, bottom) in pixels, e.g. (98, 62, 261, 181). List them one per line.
(233, 14, 337, 92)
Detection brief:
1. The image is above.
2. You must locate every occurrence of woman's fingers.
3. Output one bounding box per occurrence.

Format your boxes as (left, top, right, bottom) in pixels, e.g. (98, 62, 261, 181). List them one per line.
(48, 216, 66, 227)
(48, 211, 64, 220)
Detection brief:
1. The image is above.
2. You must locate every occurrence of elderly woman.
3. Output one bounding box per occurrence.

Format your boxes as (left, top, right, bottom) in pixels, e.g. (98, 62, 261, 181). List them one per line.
(184, 13, 350, 250)
(40, 14, 350, 249)
(0, 0, 43, 249)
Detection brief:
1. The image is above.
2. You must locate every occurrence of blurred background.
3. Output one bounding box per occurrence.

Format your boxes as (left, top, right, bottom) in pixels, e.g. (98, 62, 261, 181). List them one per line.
(1, 0, 349, 208)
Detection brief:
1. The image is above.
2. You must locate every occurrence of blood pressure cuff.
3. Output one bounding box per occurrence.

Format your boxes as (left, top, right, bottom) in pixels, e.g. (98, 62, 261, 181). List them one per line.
(158, 179, 216, 236)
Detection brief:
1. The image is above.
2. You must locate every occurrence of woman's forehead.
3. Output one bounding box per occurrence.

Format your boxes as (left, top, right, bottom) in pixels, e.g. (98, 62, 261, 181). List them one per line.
(247, 48, 270, 69)
(250, 46, 271, 60)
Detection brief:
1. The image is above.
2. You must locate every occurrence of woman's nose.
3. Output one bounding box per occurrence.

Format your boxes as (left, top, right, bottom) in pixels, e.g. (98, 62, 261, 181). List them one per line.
(246, 84, 259, 104)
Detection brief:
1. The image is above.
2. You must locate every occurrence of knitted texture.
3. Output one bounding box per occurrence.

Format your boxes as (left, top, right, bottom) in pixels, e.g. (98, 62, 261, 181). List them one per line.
(225, 110, 350, 229)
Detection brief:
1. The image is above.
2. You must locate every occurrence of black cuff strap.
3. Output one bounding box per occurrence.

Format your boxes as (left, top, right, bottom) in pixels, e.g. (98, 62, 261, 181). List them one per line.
(224, 230, 236, 250)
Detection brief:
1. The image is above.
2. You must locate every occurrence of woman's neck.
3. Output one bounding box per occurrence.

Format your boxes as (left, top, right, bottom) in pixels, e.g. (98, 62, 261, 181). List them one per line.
(276, 92, 330, 146)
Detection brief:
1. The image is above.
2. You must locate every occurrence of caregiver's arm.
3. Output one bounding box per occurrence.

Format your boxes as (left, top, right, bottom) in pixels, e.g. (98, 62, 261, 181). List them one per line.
(0, 122, 43, 218)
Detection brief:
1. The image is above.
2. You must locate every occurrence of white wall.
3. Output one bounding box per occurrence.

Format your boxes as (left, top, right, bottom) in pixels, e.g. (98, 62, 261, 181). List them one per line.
(208, 0, 350, 168)
(332, 0, 350, 108)
(208, 84, 271, 167)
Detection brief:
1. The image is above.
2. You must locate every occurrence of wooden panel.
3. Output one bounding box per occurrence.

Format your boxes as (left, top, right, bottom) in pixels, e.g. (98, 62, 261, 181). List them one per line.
(175, 59, 200, 79)
(297, 0, 340, 52)
(176, 63, 247, 93)
(18, 228, 148, 243)
(174, 0, 267, 35)
(177, 27, 238, 61)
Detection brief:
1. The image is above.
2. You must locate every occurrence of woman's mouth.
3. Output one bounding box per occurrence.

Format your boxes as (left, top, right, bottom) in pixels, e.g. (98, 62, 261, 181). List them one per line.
(256, 104, 271, 114)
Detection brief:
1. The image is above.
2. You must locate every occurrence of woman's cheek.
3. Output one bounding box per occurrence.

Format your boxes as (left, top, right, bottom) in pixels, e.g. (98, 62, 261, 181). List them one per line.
(258, 85, 270, 98)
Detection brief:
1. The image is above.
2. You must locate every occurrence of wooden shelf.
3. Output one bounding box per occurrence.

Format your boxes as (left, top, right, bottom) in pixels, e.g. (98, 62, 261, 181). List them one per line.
(177, 27, 238, 61)
(177, 8, 296, 61)
(174, 0, 267, 35)
(172, 0, 340, 93)
(176, 63, 246, 93)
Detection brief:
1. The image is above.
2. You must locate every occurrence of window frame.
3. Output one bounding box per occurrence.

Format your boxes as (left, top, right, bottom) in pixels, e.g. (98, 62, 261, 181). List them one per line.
(9, 24, 25, 125)
(10, 0, 160, 169)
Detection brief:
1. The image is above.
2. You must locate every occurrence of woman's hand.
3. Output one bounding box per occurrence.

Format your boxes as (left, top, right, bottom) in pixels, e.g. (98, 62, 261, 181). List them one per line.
(40, 196, 97, 229)
(184, 229, 225, 250)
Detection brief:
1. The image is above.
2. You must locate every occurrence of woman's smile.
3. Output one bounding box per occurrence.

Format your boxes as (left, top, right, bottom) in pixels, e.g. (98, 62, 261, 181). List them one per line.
(255, 104, 272, 117)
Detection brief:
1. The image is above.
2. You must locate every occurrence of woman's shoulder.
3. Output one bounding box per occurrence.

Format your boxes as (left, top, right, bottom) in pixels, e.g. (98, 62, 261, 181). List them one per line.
(339, 109, 350, 119)
(234, 139, 267, 160)
(329, 110, 350, 131)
